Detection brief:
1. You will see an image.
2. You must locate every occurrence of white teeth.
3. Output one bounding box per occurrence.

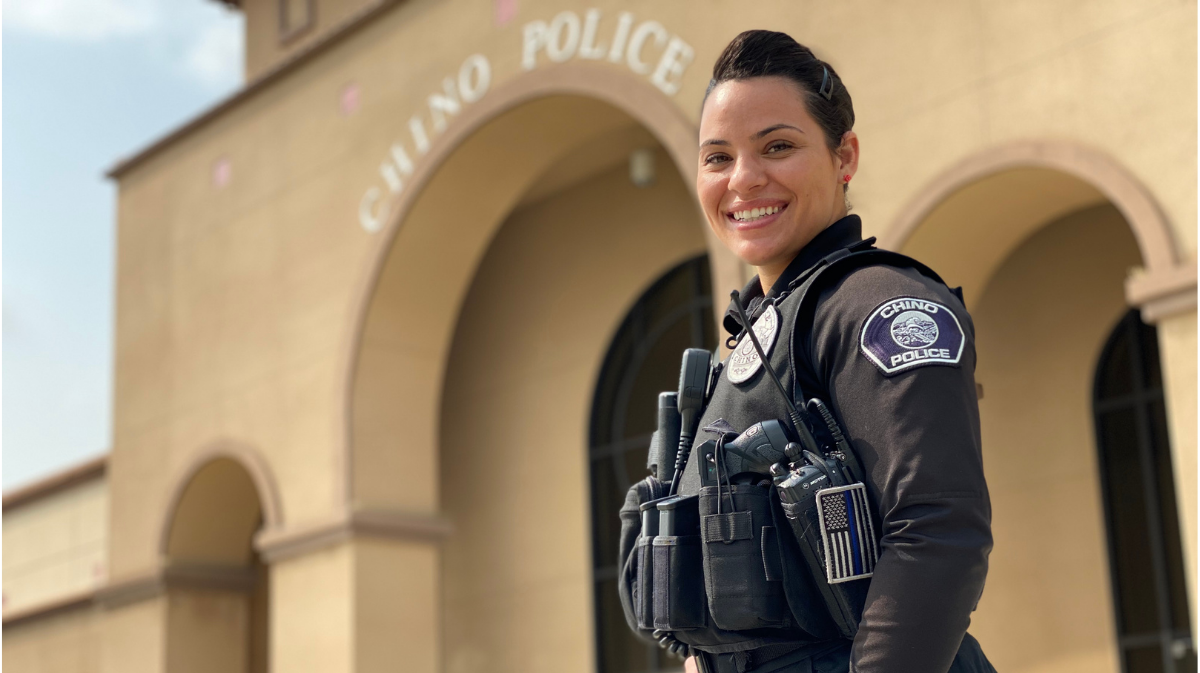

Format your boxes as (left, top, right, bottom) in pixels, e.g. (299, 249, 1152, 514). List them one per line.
(732, 205, 781, 221)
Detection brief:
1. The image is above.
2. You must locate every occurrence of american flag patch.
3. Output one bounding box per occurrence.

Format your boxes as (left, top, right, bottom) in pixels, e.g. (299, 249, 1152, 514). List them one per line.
(816, 483, 879, 584)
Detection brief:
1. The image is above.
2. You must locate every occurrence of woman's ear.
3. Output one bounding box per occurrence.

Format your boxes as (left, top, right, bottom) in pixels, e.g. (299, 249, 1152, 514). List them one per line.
(837, 131, 860, 181)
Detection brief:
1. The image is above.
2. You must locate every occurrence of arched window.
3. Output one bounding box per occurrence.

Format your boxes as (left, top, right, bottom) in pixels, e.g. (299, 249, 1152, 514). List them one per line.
(589, 256, 716, 673)
(1094, 310, 1194, 672)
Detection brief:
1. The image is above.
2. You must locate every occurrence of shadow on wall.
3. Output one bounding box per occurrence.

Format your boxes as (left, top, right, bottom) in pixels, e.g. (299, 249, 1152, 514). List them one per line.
(436, 137, 707, 670)
(163, 456, 270, 673)
(971, 204, 1141, 673)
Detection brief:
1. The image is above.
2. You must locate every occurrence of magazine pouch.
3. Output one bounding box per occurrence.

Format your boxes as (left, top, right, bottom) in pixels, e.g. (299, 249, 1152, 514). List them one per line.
(618, 477, 667, 639)
(699, 484, 790, 631)
(652, 494, 706, 630)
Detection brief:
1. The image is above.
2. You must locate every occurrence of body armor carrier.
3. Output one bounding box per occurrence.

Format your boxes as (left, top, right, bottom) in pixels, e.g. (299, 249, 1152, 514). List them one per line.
(618, 240, 957, 663)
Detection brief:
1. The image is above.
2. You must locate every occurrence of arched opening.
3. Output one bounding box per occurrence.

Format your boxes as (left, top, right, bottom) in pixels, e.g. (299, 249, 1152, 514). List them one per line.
(890, 166, 1110, 309)
(163, 456, 271, 673)
(888, 142, 1193, 673)
(589, 256, 715, 673)
(368, 83, 710, 671)
(1094, 311, 1194, 672)
(882, 141, 1188, 308)
(347, 64, 738, 519)
(967, 202, 1145, 673)
(346, 65, 733, 673)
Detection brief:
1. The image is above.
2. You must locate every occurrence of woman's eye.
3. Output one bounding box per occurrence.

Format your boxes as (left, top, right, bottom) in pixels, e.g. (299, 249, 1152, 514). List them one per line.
(704, 153, 731, 166)
(766, 142, 793, 153)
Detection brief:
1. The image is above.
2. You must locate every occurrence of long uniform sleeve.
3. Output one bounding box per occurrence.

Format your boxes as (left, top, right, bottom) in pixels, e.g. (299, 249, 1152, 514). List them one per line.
(804, 264, 993, 673)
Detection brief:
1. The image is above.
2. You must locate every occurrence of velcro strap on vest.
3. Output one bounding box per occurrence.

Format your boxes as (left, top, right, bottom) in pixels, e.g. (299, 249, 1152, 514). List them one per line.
(702, 511, 753, 543)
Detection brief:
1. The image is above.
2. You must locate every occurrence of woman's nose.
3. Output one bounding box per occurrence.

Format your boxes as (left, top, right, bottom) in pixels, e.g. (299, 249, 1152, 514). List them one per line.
(727, 155, 767, 195)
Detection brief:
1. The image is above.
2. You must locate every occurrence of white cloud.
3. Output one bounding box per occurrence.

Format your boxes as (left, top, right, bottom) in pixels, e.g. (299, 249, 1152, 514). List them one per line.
(5, 0, 161, 41)
(183, 14, 243, 89)
(6, 0, 245, 91)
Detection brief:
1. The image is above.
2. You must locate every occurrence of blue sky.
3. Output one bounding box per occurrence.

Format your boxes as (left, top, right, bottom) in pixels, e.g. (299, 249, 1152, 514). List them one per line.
(3, 0, 244, 489)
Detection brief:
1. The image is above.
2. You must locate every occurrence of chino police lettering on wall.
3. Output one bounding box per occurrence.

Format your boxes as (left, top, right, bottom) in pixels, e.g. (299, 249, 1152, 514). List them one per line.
(521, 10, 694, 94)
(859, 296, 965, 376)
(358, 53, 492, 233)
(357, 8, 695, 233)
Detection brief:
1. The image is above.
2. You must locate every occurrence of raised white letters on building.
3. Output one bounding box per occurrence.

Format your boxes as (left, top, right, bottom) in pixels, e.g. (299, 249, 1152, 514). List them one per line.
(522, 10, 694, 95)
(358, 9, 694, 233)
(359, 53, 493, 232)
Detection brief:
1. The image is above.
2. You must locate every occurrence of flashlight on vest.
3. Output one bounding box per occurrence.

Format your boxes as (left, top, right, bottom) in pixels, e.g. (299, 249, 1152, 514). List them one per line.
(648, 392, 681, 484)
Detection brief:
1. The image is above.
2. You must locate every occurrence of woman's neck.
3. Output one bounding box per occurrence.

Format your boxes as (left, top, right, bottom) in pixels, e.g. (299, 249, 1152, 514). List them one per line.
(756, 208, 848, 294)
(756, 262, 790, 296)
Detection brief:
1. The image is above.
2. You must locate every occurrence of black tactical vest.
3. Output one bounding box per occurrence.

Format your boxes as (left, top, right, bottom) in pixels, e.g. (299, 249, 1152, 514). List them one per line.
(670, 241, 952, 654)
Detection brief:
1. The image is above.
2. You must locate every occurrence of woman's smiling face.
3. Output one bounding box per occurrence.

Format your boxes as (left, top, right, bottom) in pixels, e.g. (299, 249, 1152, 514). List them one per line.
(697, 76, 857, 281)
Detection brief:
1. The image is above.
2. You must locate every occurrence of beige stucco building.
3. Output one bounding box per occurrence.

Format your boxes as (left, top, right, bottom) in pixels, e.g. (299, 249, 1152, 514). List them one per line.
(4, 1, 1197, 672)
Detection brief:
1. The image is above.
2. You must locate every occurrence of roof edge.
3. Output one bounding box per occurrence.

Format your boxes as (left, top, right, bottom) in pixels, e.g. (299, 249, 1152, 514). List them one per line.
(2, 454, 109, 512)
(107, 0, 402, 179)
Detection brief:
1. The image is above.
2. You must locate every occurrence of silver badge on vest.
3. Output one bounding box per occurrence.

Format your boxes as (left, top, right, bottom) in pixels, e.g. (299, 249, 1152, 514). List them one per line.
(727, 304, 779, 384)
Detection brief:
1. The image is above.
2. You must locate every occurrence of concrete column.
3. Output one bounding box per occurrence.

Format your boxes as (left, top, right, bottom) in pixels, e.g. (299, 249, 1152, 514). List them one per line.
(268, 532, 442, 673)
(270, 544, 355, 673)
(353, 538, 440, 673)
(100, 598, 166, 673)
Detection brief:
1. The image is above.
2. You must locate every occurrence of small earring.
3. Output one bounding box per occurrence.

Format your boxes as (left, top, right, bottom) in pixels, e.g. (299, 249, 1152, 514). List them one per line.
(843, 174, 852, 183)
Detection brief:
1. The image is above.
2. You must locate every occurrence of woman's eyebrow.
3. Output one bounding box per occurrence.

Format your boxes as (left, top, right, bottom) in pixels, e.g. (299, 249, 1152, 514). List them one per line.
(700, 124, 803, 148)
(753, 124, 803, 139)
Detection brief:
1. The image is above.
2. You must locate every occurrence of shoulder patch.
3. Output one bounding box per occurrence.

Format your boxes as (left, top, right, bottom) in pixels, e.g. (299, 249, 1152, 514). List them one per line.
(859, 296, 964, 376)
(727, 304, 780, 384)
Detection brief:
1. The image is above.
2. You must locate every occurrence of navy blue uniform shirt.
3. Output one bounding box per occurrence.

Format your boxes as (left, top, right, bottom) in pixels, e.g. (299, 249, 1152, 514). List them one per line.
(724, 215, 993, 673)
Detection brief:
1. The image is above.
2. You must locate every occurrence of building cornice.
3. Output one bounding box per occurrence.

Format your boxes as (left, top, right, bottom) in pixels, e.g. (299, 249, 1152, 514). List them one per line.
(1126, 262, 1198, 324)
(255, 508, 453, 563)
(2, 455, 108, 512)
(95, 562, 258, 611)
(4, 508, 451, 621)
(1, 589, 98, 629)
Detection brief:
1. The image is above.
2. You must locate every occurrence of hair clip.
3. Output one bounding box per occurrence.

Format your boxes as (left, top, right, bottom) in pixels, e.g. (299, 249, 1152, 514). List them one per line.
(819, 66, 833, 101)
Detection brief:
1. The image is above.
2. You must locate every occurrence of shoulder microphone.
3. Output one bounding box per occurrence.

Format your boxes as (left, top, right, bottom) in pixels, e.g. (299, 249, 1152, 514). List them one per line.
(668, 348, 711, 495)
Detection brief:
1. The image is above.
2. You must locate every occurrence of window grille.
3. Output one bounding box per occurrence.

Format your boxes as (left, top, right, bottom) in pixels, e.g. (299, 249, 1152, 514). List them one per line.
(1094, 310, 1195, 673)
(589, 256, 714, 673)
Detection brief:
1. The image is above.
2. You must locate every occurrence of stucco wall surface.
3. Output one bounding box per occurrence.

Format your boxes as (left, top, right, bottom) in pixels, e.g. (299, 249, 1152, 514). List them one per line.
(3, 478, 108, 615)
(109, 0, 1196, 581)
(2, 607, 103, 673)
(438, 152, 705, 673)
(971, 205, 1140, 673)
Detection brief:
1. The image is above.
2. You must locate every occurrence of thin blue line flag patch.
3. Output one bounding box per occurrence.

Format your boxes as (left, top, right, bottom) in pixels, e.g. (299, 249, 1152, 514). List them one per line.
(860, 296, 964, 376)
(816, 483, 878, 584)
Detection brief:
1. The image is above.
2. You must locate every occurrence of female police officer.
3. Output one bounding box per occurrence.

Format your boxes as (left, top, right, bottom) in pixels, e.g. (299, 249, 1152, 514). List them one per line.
(623, 30, 998, 673)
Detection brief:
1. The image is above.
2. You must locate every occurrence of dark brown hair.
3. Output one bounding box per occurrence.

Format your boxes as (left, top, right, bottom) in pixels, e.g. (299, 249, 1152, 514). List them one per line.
(704, 30, 855, 154)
